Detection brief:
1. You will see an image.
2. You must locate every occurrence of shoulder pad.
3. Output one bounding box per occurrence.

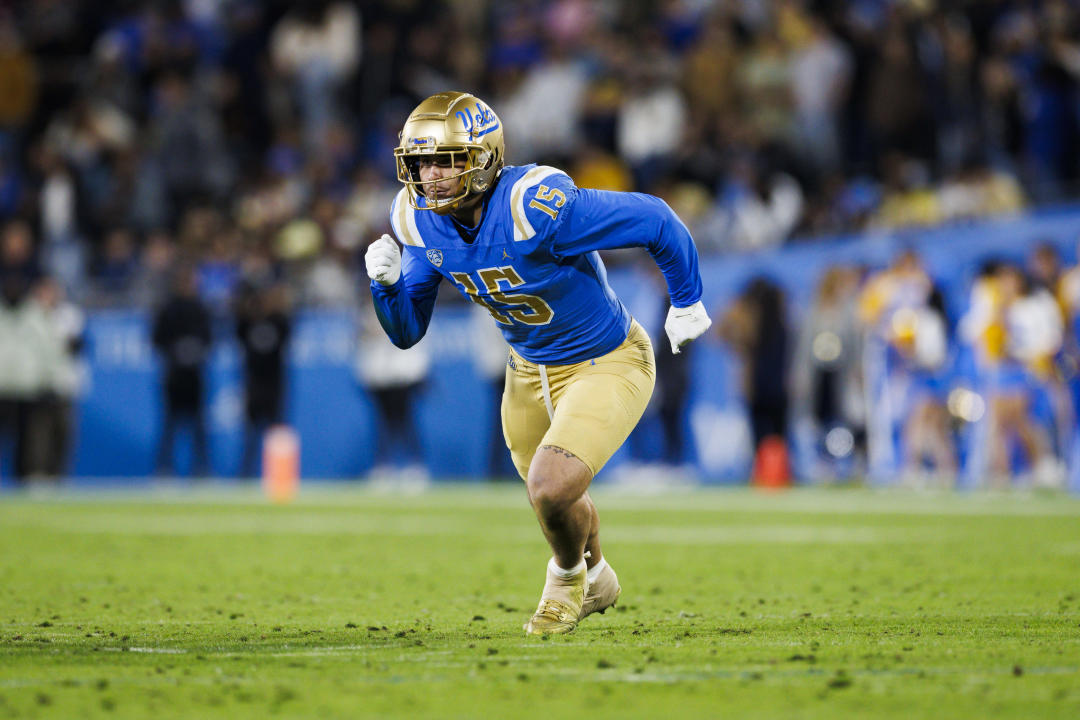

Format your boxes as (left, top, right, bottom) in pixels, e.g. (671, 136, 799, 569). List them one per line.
(390, 188, 425, 247)
(508, 166, 575, 242)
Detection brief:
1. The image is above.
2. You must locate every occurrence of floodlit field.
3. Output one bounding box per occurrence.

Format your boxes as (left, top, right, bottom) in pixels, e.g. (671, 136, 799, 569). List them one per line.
(1, 484, 1078, 719)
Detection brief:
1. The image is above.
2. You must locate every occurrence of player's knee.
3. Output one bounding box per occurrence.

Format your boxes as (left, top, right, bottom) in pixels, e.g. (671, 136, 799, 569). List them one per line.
(526, 446, 591, 518)
(527, 468, 588, 520)
(526, 473, 571, 517)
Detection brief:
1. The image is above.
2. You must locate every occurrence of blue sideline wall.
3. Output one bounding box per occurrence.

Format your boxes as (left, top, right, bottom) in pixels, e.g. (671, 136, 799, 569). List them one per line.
(51, 205, 1080, 484)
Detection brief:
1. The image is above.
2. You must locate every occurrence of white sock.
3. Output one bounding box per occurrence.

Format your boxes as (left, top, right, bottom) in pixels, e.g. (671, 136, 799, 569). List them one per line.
(548, 557, 586, 578)
(587, 557, 608, 584)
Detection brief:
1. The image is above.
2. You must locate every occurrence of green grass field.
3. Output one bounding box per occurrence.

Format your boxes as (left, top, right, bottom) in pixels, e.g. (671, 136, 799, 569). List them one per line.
(1, 484, 1079, 719)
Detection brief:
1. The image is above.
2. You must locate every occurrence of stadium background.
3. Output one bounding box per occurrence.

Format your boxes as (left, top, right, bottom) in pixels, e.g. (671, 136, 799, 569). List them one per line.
(1, 0, 1079, 490)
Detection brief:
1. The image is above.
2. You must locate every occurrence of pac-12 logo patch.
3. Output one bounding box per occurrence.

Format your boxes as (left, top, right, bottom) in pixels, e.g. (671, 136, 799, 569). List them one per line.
(426, 249, 444, 267)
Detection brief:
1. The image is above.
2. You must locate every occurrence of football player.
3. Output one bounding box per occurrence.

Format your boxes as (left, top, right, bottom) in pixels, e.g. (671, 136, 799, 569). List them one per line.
(366, 92, 711, 635)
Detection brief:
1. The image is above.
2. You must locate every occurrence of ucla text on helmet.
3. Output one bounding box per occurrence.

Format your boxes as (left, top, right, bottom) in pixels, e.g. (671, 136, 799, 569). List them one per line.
(456, 102, 500, 138)
(393, 91, 506, 214)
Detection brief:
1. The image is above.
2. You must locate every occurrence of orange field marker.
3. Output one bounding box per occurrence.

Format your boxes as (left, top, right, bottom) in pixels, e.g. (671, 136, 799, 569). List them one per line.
(262, 425, 300, 503)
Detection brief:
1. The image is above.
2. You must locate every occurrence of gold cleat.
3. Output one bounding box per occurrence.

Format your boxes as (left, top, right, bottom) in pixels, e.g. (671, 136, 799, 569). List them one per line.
(579, 562, 621, 620)
(524, 562, 588, 635)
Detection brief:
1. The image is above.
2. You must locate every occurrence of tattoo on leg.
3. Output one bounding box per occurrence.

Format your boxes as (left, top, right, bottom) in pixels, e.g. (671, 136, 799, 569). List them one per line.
(539, 445, 580, 461)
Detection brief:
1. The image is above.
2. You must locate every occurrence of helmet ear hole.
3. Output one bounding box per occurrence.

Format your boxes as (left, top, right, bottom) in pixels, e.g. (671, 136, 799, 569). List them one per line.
(476, 151, 491, 169)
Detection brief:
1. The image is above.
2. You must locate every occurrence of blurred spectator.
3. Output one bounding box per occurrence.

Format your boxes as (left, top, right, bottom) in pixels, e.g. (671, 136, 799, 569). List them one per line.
(713, 150, 804, 251)
(342, 166, 397, 239)
(0, 227, 75, 483)
(130, 229, 176, 309)
(858, 248, 934, 479)
(1029, 241, 1063, 295)
(995, 263, 1064, 487)
(152, 264, 212, 477)
(356, 292, 430, 481)
(0, 219, 39, 307)
(737, 26, 792, 150)
(895, 285, 957, 487)
(0, 152, 23, 220)
(933, 14, 982, 173)
(936, 156, 1025, 223)
(718, 277, 791, 457)
(89, 227, 138, 306)
(35, 145, 77, 244)
(148, 71, 233, 219)
(469, 304, 514, 479)
(998, 6, 1080, 203)
(681, 12, 739, 125)
(0, 258, 51, 484)
(865, 24, 934, 166)
(959, 258, 1006, 374)
(1059, 240, 1080, 360)
(270, 1, 360, 156)
(234, 279, 291, 478)
(301, 197, 357, 308)
(790, 14, 852, 176)
(1027, 241, 1074, 468)
(499, 40, 588, 163)
(616, 43, 686, 189)
(218, 2, 273, 173)
(579, 73, 622, 154)
(1056, 240, 1080, 454)
(871, 153, 941, 229)
(196, 225, 241, 317)
(34, 144, 86, 300)
(791, 265, 864, 478)
(962, 262, 1064, 487)
(979, 42, 1022, 165)
(865, 244, 932, 307)
(570, 147, 632, 193)
(0, 15, 38, 130)
(42, 95, 136, 209)
(23, 276, 85, 481)
(654, 291, 695, 468)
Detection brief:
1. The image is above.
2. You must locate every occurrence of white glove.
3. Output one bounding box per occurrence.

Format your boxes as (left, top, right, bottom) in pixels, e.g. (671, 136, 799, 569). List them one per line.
(365, 234, 401, 286)
(665, 300, 712, 354)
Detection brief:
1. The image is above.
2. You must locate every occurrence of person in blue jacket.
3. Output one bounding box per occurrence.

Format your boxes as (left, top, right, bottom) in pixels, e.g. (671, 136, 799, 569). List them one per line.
(365, 91, 711, 635)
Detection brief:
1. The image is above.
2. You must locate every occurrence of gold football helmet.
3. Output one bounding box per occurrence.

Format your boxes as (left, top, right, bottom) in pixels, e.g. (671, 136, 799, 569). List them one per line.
(394, 91, 505, 214)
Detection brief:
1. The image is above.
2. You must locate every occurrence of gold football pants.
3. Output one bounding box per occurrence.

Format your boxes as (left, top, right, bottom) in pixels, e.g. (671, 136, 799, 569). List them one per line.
(501, 320, 656, 479)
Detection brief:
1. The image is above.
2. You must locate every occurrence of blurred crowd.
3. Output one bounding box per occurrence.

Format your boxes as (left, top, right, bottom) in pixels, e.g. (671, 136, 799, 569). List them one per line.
(2, 0, 1080, 482)
(716, 240, 1080, 489)
(0, 0, 1077, 306)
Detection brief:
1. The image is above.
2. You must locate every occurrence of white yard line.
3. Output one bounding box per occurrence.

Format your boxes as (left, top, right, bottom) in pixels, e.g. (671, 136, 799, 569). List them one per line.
(4, 484, 1079, 517)
(0, 660, 1075, 690)
(0, 512, 934, 545)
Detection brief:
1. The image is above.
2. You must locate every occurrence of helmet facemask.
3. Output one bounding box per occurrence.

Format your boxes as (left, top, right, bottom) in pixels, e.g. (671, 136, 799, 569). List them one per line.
(395, 145, 495, 214)
(394, 92, 505, 215)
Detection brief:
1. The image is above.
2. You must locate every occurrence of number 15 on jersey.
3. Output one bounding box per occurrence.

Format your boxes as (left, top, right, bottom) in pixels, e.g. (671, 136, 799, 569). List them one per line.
(451, 265, 554, 326)
(529, 185, 566, 220)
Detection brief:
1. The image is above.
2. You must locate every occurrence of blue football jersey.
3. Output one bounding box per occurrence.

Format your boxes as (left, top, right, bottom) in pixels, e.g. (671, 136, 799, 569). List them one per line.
(371, 164, 703, 365)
